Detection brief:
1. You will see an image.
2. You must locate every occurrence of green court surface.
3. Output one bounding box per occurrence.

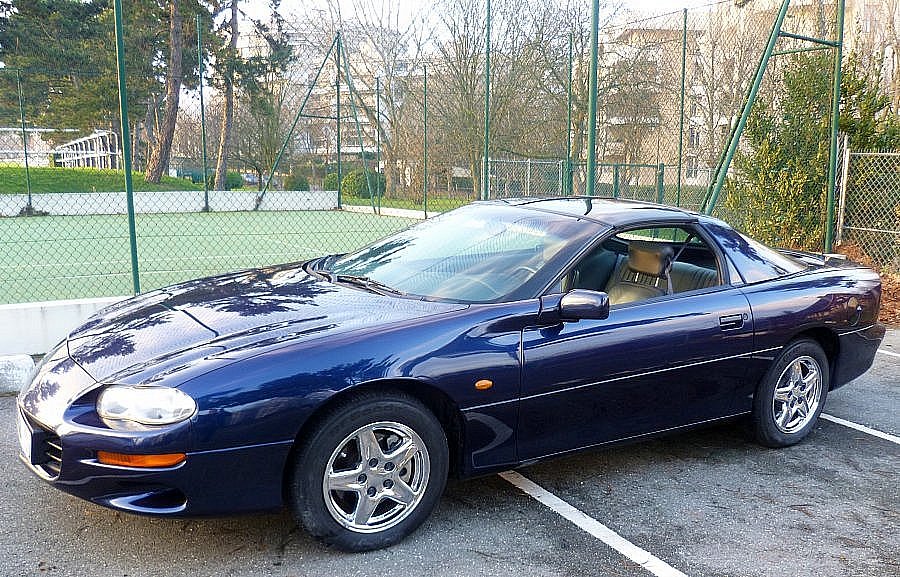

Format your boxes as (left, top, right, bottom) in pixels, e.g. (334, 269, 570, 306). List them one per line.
(1, 209, 416, 304)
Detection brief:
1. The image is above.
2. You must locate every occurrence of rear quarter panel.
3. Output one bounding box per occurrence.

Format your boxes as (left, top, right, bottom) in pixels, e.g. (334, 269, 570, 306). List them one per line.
(740, 265, 882, 387)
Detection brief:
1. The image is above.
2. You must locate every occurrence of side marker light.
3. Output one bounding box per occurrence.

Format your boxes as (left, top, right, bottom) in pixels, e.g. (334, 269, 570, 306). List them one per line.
(475, 379, 494, 391)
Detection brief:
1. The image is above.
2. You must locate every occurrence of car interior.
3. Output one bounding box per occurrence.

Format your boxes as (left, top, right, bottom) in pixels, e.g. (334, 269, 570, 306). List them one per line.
(559, 226, 723, 305)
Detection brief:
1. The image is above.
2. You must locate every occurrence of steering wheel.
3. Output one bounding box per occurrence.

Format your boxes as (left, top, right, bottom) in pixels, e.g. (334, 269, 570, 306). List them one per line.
(512, 265, 538, 277)
(466, 277, 504, 298)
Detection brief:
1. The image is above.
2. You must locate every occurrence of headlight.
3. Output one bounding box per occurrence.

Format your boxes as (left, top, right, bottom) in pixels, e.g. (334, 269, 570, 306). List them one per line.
(97, 385, 196, 426)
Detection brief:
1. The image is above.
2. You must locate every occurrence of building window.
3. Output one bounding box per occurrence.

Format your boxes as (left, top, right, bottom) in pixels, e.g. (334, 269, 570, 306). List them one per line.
(687, 156, 699, 180)
(688, 126, 701, 148)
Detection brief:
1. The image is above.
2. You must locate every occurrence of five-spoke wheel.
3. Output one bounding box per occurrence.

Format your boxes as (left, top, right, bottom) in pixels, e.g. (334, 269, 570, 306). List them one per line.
(323, 421, 429, 533)
(289, 392, 448, 551)
(753, 339, 829, 447)
(771, 356, 822, 434)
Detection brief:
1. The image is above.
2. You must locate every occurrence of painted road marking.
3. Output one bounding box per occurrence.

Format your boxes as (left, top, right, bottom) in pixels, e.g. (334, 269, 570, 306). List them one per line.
(499, 470, 689, 577)
(821, 414, 900, 445)
(877, 348, 900, 359)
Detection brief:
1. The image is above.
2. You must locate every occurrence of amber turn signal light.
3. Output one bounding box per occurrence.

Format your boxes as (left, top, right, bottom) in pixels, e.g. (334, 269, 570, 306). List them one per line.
(97, 451, 186, 468)
(475, 379, 493, 390)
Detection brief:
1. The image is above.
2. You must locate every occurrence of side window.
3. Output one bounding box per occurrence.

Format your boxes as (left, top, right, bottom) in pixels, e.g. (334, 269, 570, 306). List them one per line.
(557, 225, 724, 305)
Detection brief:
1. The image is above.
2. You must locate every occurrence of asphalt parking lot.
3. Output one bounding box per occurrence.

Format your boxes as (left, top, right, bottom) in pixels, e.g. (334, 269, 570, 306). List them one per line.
(1, 333, 897, 577)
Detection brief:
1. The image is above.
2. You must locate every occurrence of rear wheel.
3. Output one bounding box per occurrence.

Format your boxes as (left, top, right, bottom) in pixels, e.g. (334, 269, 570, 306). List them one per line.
(288, 393, 448, 551)
(752, 339, 829, 448)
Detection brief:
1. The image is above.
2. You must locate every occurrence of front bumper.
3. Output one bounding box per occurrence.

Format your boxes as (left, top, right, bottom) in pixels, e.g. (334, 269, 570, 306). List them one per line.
(16, 404, 294, 517)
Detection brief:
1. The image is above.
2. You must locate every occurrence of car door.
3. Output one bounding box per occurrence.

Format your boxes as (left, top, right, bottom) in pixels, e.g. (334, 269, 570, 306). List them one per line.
(516, 225, 756, 461)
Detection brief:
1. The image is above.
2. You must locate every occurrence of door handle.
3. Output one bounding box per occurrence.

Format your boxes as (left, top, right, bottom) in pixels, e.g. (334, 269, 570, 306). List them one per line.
(719, 313, 745, 331)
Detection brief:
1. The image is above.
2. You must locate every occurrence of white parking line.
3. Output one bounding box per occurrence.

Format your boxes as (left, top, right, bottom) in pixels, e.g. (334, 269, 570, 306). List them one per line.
(821, 414, 900, 445)
(499, 470, 689, 577)
(877, 348, 900, 359)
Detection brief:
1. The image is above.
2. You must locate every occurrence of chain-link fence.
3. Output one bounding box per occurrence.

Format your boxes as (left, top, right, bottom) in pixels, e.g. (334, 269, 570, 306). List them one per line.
(0, 0, 849, 305)
(838, 150, 900, 271)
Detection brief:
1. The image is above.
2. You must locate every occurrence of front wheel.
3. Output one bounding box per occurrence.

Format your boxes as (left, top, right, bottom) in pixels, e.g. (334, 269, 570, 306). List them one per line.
(288, 392, 448, 551)
(752, 339, 829, 448)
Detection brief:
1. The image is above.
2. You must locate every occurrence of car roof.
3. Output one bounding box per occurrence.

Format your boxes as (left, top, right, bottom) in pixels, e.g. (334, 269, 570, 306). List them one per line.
(488, 197, 700, 228)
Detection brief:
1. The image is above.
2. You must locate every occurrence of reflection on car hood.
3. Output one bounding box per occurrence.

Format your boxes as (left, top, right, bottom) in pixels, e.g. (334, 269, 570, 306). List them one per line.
(66, 262, 466, 383)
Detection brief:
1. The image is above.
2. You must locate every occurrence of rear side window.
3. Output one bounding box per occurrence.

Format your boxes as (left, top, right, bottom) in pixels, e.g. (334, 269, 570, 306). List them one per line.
(734, 234, 806, 282)
(703, 221, 806, 283)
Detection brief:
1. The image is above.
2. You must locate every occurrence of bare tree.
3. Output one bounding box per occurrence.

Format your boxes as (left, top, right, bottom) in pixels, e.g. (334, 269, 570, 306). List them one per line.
(690, 2, 770, 178)
(213, 0, 239, 190)
(146, 0, 184, 183)
(301, 0, 431, 197)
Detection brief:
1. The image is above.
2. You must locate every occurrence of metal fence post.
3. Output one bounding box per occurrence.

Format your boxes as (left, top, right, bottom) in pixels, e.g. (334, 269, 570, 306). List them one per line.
(423, 66, 428, 217)
(114, 0, 140, 294)
(525, 158, 531, 196)
(835, 135, 850, 246)
(376, 76, 382, 213)
(336, 32, 342, 209)
(676, 8, 687, 207)
(197, 13, 210, 212)
(15, 69, 33, 213)
(566, 32, 574, 196)
(482, 0, 491, 201)
(825, 0, 845, 252)
(656, 164, 665, 204)
(612, 164, 619, 198)
(559, 160, 565, 196)
(585, 0, 600, 197)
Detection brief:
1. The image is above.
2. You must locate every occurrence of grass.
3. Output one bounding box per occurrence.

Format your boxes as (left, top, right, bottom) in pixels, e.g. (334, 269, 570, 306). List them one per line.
(341, 194, 472, 212)
(0, 166, 202, 194)
(0, 209, 415, 304)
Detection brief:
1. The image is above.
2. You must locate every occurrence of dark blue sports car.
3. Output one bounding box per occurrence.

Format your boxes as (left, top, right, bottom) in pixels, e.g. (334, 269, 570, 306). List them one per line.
(17, 198, 884, 551)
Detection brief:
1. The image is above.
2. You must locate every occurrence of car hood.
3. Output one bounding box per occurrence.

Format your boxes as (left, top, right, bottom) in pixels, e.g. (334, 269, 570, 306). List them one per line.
(66, 262, 467, 383)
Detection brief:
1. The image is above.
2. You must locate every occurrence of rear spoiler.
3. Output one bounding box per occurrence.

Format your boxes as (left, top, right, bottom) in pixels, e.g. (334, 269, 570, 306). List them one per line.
(779, 249, 862, 268)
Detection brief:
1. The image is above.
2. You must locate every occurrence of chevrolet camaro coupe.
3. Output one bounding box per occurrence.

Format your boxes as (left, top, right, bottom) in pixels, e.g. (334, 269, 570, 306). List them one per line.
(17, 198, 884, 551)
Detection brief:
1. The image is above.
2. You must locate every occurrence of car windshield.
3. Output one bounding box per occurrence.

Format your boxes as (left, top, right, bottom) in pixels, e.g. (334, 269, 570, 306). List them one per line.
(326, 204, 605, 303)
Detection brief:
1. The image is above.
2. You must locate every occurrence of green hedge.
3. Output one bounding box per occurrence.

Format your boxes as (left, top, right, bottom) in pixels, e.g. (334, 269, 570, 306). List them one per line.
(285, 172, 310, 191)
(207, 171, 243, 190)
(341, 169, 385, 198)
(0, 166, 201, 193)
(323, 172, 339, 191)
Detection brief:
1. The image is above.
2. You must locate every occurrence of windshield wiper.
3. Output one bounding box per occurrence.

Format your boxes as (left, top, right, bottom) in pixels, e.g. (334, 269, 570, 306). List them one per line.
(305, 256, 341, 281)
(334, 274, 406, 296)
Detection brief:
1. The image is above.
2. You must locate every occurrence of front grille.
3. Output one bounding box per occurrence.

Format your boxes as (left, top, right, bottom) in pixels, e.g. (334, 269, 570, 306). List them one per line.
(42, 433, 63, 477)
(21, 411, 63, 480)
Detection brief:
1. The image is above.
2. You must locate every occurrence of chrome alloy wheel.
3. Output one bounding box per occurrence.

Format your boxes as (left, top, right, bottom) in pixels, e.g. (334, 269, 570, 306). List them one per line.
(771, 355, 823, 434)
(322, 421, 430, 533)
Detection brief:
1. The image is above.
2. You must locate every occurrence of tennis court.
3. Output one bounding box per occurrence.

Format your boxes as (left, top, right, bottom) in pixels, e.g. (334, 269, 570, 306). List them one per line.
(0, 209, 416, 304)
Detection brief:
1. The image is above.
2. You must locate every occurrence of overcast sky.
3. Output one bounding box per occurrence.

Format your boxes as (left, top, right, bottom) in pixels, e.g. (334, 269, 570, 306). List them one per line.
(243, 0, 721, 28)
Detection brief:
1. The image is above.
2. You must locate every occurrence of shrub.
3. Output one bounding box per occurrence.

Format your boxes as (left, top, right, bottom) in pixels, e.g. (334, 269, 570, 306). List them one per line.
(323, 172, 339, 191)
(341, 169, 385, 198)
(208, 171, 244, 190)
(285, 172, 310, 191)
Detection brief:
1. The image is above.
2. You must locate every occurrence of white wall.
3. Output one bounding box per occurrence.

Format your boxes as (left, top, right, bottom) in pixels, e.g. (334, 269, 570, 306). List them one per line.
(0, 297, 127, 356)
(0, 189, 339, 216)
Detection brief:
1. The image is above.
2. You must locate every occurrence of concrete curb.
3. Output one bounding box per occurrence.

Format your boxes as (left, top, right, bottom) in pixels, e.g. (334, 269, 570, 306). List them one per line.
(0, 355, 34, 394)
(341, 204, 440, 220)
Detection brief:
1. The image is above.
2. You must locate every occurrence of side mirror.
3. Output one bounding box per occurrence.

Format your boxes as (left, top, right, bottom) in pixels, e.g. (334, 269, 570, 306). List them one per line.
(559, 289, 609, 321)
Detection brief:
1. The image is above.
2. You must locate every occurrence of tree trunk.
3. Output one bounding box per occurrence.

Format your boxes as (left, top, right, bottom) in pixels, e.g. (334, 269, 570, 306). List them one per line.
(214, 0, 238, 190)
(145, 0, 183, 183)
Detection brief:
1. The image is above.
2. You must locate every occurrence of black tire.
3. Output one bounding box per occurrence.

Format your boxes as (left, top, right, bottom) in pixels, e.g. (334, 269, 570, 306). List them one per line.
(752, 339, 830, 448)
(288, 392, 448, 551)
